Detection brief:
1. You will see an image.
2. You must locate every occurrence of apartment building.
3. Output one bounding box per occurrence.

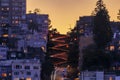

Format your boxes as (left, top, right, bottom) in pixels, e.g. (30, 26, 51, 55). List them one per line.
(0, 0, 26, 27)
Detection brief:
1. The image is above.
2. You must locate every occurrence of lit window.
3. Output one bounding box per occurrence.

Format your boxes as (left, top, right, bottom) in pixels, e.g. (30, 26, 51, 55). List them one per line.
(119, 41, 120, 44)
(29, 20, 32, 22)
(12, 21, 15, 24)
(3, 34, 8, 37)
(109, 77, 113, 80)
(44, 20, 48, 23)
(41, 46, 46, 52)
(79, 29, 84, 33)
(85, 24, 88, 26)
(1, 16, 4, 19)
(26, 78, 31, 80)
(74, 38, 77, 41)
(2, 73, 7, 77)
(6, 8, 9, 10)
(11, 34, 16, 37)
(110, 46, 115, 51)
(118, 46, 120, 50)
(20, 78, 25, 80)
(112, 67, 115, 70)
(15, 20, 19, 24)
(44, 36, 47, 40)
(66, 45, 69, 48)
(1, 8, 4, 10)
(14, 78, 19, 80)
(50, 34, 53, 37)
(2, 42, 6, 46)
(24, 49, 27, 53)
(9, 73, 12, 76)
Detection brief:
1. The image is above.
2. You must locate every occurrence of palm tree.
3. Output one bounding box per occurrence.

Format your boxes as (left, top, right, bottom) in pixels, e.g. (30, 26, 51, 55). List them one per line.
(28, 21, 38, 33)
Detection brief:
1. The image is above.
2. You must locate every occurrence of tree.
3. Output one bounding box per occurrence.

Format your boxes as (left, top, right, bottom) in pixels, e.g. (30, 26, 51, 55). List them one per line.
(93, 0, 113, 49)
(67, 27, 79, 67)
(28, 10, 32, 14)
(67, 27, 80, 79)
(41, 25, 55, 80)
(41, 56, 54, 80)
(82, 44, 111, 71)
(34, 8, 40, 14)
(28, 21, 38, 33)
(47, 26, 59, 56)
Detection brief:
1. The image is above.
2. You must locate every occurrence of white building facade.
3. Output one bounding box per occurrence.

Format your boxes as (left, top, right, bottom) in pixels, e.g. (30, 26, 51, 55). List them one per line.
(12, 59, 41, 80)
(80, 71, 104, 80)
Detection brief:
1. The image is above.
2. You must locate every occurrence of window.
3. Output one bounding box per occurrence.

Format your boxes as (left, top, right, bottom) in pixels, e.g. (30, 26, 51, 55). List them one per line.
(118, 46, 120, 50)
(44, 20, 48, 23)
(119, 41, 120, 44)
(26, 72, 31, 75)
(29, 20, 33, 22)
(110, 46, 115, 51)
(18, 53, 22, 57)
(14, 72, 19, 75)
(11, 53, 16, 58)
(15, 20, 19, 24)
(1, 3, 9, 6)
(2, 73, 7, 77)
(112, 67, 115, 70)
(1, 49, 6, 52)
(20, 78, 25, 80)
(109, 77, 113, 80)
(41, 46, 46, 52)
(6, 8, 9, 10)
(9, 73, 12, 76)
(33, 66, 39, 69)
(1, 8, 4, 10)
(34, 74, 38, 77)
(14, 78, 19, 80)
(26, 78, 31, 80)
(15, 65, 22, 69)
(25, 66, 30, 69)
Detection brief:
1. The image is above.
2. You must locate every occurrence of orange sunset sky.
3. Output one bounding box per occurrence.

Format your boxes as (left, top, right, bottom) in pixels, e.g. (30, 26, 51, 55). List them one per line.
(27, 0, 120, 34)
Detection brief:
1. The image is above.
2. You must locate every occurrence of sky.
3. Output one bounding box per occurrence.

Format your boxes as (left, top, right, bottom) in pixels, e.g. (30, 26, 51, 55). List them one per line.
(27, 0, 120, 34)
